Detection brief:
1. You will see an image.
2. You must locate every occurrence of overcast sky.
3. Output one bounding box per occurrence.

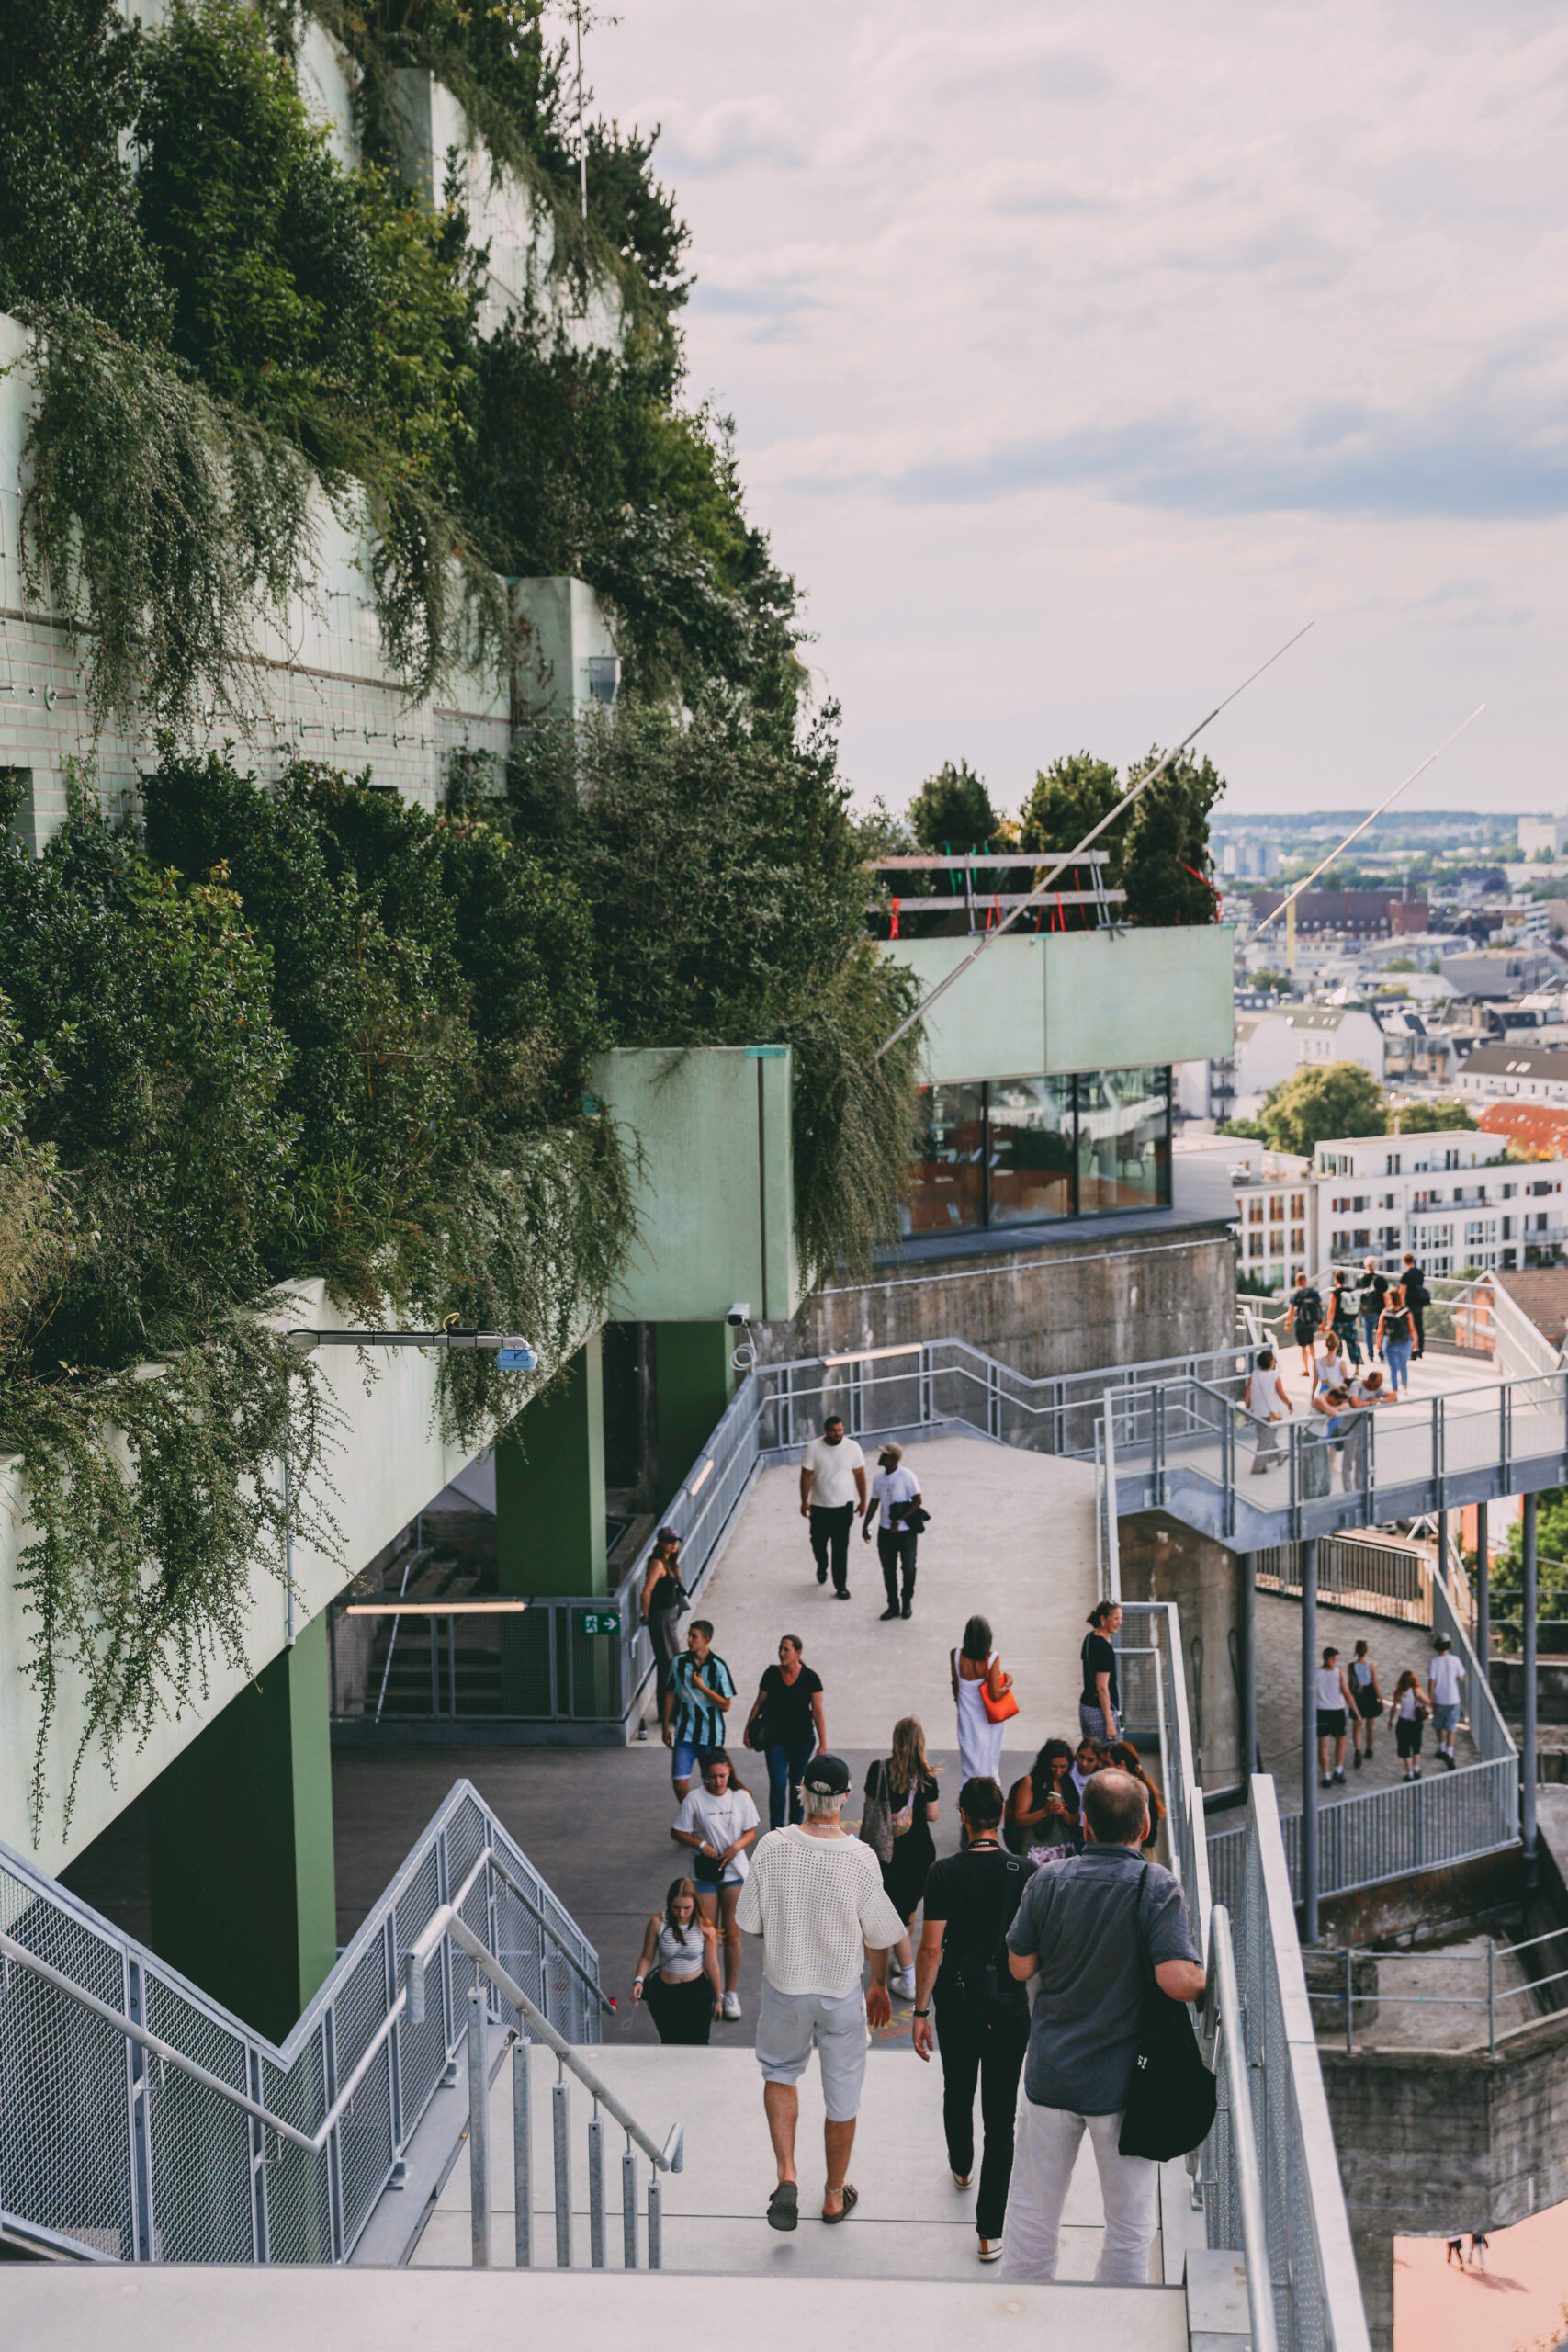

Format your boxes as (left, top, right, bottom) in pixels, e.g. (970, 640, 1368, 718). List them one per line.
(592, 0, 1568, 820)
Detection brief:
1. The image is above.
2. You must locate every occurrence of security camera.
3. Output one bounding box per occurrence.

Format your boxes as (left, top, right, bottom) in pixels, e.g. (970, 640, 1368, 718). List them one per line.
(727, 1302, 751, 1327)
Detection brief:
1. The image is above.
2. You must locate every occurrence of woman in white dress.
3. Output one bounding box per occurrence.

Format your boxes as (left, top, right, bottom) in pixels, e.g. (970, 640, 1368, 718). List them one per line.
(951, 1613, 1011, 1786)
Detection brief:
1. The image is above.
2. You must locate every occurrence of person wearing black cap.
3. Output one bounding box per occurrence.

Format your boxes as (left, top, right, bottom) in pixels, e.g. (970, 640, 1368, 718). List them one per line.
(736, 1752, 906, 2231)
(641, 1528, 688, 1713)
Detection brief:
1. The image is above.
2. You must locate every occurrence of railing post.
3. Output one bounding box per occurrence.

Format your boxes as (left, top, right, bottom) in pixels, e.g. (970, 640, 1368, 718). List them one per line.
(588, 2109, 606, 2268)
(1240, 1551, 1258, 1778)
(468, 1988, 491, 2267)
(1302, 1536, 1319, 1946)
(1345, 1946, 1353, 2057)
(513, 2033, 532, 2268)
(1523, 1492, 1539, 1891)
(623, 2143, 638, 2268)
(1487, 1939, 1497, 2059)
(1477, 1499, 1491, 1679)
(1434, 1398, 1446, 1516)
(648, 2173, 663, 2270)
(553, 2070, 572, 2267)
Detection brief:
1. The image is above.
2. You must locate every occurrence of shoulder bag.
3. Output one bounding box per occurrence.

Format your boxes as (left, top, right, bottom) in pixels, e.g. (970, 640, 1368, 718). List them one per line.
(1118, 1864, 1217, 2161)
(860, 1759, 896, 1866)
(982, 1657, 1021, 1725)
(952, 1852, 1032, 2022)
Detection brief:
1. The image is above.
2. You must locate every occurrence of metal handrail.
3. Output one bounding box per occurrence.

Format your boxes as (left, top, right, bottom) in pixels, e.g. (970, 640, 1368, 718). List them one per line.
(1208, 1905, 1279, 2352)
(406, 1903, 682, 2179)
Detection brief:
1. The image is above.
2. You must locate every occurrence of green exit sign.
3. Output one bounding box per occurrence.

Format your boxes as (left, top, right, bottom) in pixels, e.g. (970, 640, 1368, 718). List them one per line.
(579, 1610, 621, 1637)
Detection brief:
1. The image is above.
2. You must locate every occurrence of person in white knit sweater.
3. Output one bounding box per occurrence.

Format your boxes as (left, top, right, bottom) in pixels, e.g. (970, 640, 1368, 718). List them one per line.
(736, 1752, 905, 2232)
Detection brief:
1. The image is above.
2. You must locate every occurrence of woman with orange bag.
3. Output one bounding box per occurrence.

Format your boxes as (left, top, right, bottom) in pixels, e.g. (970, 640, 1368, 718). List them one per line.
(952, 1613, 1016, 1789)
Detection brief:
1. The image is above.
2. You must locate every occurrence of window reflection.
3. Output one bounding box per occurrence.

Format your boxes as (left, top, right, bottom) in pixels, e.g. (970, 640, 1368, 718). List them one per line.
(904, 1082, 985, 1235)
(905, 1067, 1171, 1235)
(988, 1076, 1075, 1225)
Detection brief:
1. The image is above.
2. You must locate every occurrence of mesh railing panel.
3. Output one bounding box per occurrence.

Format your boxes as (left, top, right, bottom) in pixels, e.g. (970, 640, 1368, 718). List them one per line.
(258, 2026, 333, 2264)
(0, 1874, 136, 2260)
(330, 1939, 396, 2250)
(391, 1847, 446, 2131)
(141, 1971, 254, 2263)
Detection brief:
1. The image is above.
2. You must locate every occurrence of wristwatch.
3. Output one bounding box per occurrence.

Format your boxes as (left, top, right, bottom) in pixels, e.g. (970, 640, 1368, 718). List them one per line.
(913, 2007, 930, 2018)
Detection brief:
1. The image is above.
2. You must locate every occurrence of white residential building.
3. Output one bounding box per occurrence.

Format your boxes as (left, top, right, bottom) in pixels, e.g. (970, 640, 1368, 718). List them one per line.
(1455, 1042, 1568, 1110)
(1519, 816, 1568, 857)
(1312, 1129, 1567, 1278)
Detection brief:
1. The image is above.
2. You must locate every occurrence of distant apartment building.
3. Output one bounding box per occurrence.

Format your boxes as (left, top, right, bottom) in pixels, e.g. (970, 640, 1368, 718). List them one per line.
(1456, 1042, 1568, 1110)
(1379, 1011, 1455, 1089)
(1441, 945, 1565, 999)
(1518, 816, 1568, 857)
(1246, 889, 1430, 938)
(1314, 1129, 1564, 1277)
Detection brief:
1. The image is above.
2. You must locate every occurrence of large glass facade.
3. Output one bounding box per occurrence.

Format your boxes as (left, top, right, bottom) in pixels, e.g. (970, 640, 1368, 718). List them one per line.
(902, 1067, 1170, 1236)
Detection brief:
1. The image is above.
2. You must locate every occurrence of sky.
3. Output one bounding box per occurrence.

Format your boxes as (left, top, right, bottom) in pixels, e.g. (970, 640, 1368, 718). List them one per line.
(590, 0, 1568, 820)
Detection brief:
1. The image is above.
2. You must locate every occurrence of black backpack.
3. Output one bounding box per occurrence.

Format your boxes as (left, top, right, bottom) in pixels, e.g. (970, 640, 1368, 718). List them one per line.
(950, 1854, 1032, 2023)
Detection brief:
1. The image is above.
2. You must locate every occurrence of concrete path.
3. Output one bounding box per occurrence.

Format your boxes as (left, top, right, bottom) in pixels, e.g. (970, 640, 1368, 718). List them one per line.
(1252, 1590, 1479, 1812)
(695, 1431, 1097, 1752)
(409, 2041, 1177, 2288)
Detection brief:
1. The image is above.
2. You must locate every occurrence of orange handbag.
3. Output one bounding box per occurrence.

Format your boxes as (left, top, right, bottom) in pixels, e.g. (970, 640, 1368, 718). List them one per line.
(982, 1669, 1020, 1725)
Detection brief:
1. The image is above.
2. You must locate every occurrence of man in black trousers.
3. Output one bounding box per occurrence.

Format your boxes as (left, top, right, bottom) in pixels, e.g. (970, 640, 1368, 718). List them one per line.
(1402, 1251, 1429, 1358)
(911, 1777, 1035, 2265)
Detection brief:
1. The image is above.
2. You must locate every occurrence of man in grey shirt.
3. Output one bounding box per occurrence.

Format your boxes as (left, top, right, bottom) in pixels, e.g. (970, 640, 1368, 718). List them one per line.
(1001, 1768, 1204, 2283)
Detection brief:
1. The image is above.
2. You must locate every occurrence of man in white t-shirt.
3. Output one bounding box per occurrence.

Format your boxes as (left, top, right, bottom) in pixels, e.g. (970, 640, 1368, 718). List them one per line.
(798, 1415, 867, 1600)
(862, 1441, 922, 1622)
(673, 1750, 761, 2018)
(1427, 1635, 1465, 1770)
(1244, 1348, 1291, 1475)
(737, 1752, 904, 2230)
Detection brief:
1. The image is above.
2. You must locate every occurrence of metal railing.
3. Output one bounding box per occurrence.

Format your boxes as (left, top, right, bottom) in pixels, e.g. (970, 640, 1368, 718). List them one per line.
(1241, 1268, 1559, 1383)
(1255, 1533, 1432, 1626)
(0, 1781, 670, 2268)
(1305, 1920, 1568, 2058)
(1100, 1358, 1568, 1548)
(1207, 1758, 1518, 1914)
(1201, 1781, 1371, 2352)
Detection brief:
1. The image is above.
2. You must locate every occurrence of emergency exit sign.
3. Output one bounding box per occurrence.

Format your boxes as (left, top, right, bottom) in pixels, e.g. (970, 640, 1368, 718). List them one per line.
(579, 1610, 621, 1636)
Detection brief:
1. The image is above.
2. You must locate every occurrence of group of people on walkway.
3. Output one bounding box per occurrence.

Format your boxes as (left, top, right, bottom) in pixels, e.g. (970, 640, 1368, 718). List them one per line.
(1246, 1298, 1416, 1489)
(1282, 1255, 1430, 1387)
(798, 1417, 927, 1619)
(1313, 1633, 1466, 1784)
(728, 1750, 1201, 2279)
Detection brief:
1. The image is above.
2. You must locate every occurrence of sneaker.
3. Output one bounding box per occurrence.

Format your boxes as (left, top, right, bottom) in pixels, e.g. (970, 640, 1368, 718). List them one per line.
(721, 1990, 741, 2020)
(1352, 1750, 1363, 1770)
(835, 1588, 852, 1600)
(978, 2237, 1003, 2264)
(816, 1565, 827, 1585)
(880, 1604, 900, 1621)
(1413, 1767, 1422, 1780)
(951, 2168, 972, 2189)
(1442, 1752, 1456, 1771)
(1321, 1775, 1334, 1788)
(1333, 1771, 1347, 1785)
(891, 1969, 917, 1998)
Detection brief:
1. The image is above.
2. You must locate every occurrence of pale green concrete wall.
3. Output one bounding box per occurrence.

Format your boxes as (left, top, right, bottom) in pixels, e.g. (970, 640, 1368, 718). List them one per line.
(592, 1046, 800, 1322)
(0, 1276, 517, 1876)
(886, 925, 1235, 1083)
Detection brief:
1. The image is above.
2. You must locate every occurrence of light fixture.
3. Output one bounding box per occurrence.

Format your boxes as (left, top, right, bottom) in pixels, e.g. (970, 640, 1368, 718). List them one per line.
(586, 654, 621, 707)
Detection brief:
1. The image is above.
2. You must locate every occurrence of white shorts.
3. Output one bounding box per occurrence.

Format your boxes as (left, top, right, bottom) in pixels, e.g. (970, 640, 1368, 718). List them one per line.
(754, 1981, 869, 2121)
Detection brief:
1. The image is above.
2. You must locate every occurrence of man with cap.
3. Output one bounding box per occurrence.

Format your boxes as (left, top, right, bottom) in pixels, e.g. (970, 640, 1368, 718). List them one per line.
(736, 1752, 906, 2230)
(863, 1441, 923, 1621)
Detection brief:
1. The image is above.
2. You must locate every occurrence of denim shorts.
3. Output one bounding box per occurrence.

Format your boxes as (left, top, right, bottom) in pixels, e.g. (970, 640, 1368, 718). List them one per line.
(754, 1982, 869, 2120)
(671, 1738, 705, 1784)
(1433, 1702, 1461, 1734)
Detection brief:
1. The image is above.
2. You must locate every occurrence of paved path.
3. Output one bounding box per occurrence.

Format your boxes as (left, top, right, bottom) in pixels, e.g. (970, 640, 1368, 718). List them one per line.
(1253, 1590, 1479, 1812)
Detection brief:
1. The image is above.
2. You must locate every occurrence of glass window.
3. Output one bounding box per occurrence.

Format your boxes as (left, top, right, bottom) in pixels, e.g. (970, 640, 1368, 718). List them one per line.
(904, 1084, 985, 1236)
(1268, 1195, 1284, 1222)
(1075, 1067, 1170, 1216)
(987, 1076, 1075, 1226)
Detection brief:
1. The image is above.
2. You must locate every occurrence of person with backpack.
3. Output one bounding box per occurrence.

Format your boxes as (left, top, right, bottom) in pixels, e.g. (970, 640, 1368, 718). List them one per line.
(1289, 1272, 1324, 1377)
(1402, 1253, 1430, 1358)
(862, 1717, 941, 2000)
(1330, 1272, 1364, 1366)
(1376, 1283, 1417, 1396)
(911, 1776, 1036, 2265)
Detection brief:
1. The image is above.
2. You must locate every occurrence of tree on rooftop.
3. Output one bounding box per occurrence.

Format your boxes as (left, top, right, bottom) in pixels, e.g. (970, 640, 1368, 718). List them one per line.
(1388, 1099, 1477, 1135)
(1257, 1061, 1386, 1158)
(908, 761, 998, 853)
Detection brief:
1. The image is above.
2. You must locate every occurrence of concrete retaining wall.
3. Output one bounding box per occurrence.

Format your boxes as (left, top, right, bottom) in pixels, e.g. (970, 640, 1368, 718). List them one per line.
(759, 1220, 1235, 1382)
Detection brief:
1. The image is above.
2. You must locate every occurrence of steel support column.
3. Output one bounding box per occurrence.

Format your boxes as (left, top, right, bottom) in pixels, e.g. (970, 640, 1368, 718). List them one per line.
(1239, 1551, 1258, 1778)
(1523, 1492, 1539, 1891)
(1476, 1500, 1490, 1678)
(1301, 1536, 1319, 1946)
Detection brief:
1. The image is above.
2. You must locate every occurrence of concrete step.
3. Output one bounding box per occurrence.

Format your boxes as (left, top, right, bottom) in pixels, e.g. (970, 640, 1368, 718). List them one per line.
(0, 2264, 1192, 2352)
(404, 2041, 1184, 2288)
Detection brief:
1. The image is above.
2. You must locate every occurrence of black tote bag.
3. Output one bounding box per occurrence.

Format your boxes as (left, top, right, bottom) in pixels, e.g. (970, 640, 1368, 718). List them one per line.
(1118, 1865, 1217, 2161)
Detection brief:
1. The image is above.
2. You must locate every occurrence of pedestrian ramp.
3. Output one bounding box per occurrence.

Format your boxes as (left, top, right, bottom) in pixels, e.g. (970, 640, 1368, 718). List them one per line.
(404, 2041, 1199, 2295)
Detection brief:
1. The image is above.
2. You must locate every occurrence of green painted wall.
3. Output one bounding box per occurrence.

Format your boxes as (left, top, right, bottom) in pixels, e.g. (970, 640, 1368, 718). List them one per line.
(887, 925, 1235, 1084)
(144, 1613, 336, 2044)
(495, 1333, 607, 1597)
(591, 1046, 799, 1321)
(655, 1322, 735, 1514)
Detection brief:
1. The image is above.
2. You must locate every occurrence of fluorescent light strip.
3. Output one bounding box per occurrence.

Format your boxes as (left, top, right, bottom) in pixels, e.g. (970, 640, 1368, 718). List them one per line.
(345, 1599, 529, 1617)
(820, 1343, 923, 1367)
